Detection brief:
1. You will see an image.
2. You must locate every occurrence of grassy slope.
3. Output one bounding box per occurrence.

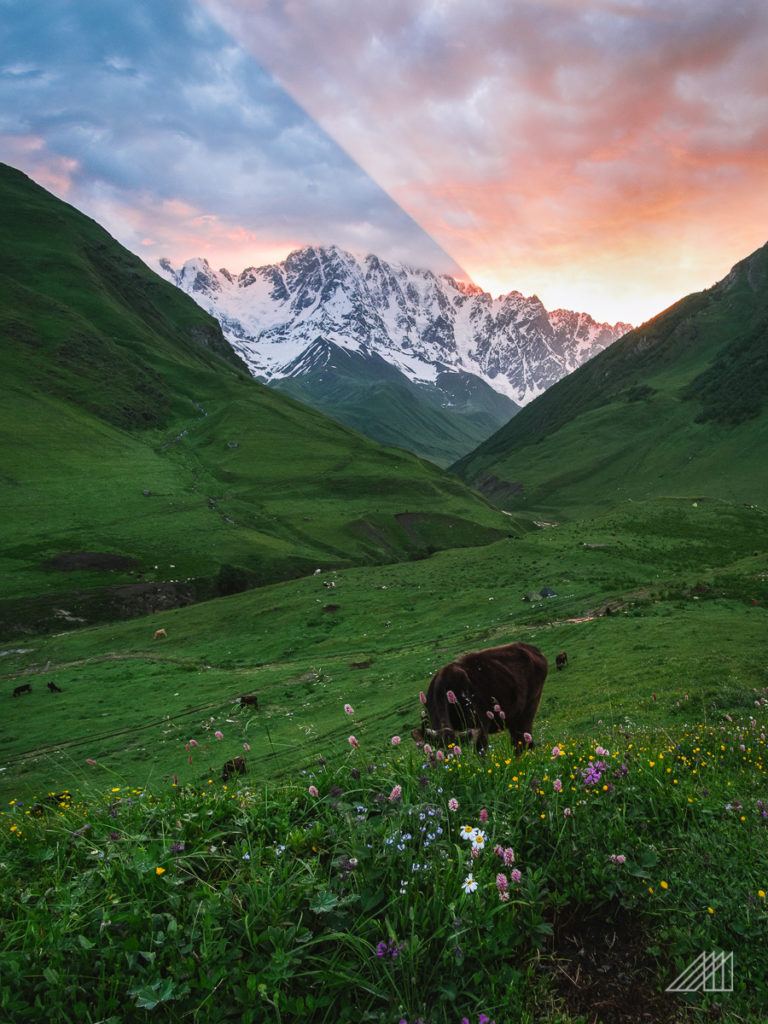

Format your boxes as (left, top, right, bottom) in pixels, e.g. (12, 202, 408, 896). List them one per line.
(0, 164, 513, 635)
(273, 344, 518, 468)
(2, 497, 765, 802)
(453, 243, 768, 517)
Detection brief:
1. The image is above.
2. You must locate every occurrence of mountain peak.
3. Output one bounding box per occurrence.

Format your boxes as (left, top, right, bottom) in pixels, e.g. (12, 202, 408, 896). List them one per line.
(159, 245, 631, 406)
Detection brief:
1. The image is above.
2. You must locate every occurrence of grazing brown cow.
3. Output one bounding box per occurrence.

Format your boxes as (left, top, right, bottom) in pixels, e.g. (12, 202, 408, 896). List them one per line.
(221, 755, 247, 781)
(12, 683, 31, 697)
(153, 628, 167, 640)
(47, 681, 63, 693)
(239, 694, 259, 708)
(556, 651, 568, 671)
(412, 642, 548, 755)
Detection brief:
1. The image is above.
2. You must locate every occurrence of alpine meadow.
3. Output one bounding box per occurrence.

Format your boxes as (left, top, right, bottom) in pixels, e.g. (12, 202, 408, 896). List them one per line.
(2, 5, 768, 1024)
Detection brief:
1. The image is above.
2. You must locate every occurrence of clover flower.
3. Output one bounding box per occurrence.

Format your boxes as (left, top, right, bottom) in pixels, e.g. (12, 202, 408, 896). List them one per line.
(553, 778, 563, 792)
(447, 690, 457, 704)
(391, 735, 401, 746)
(344, 704, 354, 715)
(308, 785, 319, 797)
(524, 732, 533, 744)
(348, 735, 359, 748)
(448, 798, 459, 812)
(214, 731, 224, 741)
(609, 854, 626, 865)
(510, 868, 522, 883)
(419, 691, 427, 705)
(389, 785, 402, 802)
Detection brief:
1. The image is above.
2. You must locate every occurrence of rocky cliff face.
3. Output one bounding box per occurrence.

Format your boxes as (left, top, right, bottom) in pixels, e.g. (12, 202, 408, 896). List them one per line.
(159, 245, 631, 405)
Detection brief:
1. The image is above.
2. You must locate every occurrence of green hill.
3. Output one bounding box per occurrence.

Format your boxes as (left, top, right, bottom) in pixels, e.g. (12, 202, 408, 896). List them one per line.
(0, 164, 516, 637)
(273, 339, 518, 467)
(453, 242, 768, 517)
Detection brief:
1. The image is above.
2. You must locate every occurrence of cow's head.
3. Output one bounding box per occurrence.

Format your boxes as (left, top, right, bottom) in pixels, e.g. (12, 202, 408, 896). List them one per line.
(412, 723, 477, 751)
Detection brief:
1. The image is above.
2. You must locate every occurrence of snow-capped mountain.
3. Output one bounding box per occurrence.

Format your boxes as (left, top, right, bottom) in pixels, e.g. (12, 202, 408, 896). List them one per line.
(158, 246, 631, 406)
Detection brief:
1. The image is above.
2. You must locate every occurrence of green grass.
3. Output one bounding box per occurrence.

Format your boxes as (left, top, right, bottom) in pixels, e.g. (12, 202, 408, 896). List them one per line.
(2, 718, 767, 1022)
(0, 164, 514, 635)
(2, 497, 765, 803)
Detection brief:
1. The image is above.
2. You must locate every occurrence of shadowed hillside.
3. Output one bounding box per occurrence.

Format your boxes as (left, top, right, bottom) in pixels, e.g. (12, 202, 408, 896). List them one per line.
(453, 242, 768, 517)
(0, 164, 518, 637)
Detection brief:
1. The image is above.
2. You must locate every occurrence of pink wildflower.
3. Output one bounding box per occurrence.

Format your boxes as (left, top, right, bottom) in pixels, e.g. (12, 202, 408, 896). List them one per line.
(388, 785, 402, 802)
(85, 758, 97, 767)
(595, 746, 609, 756)
(563, 807, 573, 817)
(502, 847, 515, 866)
(214, 730, 224, 741)
(446, 690, 457, 704)
(553, 778, 563, 792)
(188, 739, 199, 748)
(423, 743, 433, 756)
(496, 872, 509, 894)
(479, 807, 489, 823)
(391, 735, 401, 746)
(523, 732, 532, 745)
(494, 844, 504, 858)
(308, 785, 319, 798)
(498, 710, 506, 720)
(348, 735, 359, 748)
(551, 745, 561, 758)
(493, 704, 501, 713)
(436, 749, 445, 762)
(486, 710, 494, 720)
(419, 691, 427, 705)
(453, 745, 462, 758)
(448, 798, 459, 812)
(609, 854, 626, 865)
(344, 703, 354, 715)
(471, 845, 481, 859)
(510, 868, 522, 883)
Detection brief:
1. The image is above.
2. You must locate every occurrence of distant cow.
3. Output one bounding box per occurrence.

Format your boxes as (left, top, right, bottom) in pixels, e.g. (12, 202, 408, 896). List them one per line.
(153, 628, 167, 640)
(556, 651, 568, 671)
(221, 755, 247, 782)
(412, 642, 548, 755)
(12, 684, 31, 697)
(239, 694, 259, 708)
(47, 681, 63, 693)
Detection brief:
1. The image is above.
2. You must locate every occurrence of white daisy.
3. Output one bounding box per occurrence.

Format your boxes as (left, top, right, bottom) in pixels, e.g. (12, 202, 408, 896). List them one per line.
(461, 873, 478, 894)
(472, 829, 487, 850)
(460, 824, 479, 841)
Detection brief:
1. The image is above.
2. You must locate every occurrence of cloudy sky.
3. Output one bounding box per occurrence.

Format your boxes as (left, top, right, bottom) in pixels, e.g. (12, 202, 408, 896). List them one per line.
(2, 0, 768, 323)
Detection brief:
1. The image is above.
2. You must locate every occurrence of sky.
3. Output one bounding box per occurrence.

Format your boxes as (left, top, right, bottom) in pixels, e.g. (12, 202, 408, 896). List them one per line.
(2, 0, 768, 324)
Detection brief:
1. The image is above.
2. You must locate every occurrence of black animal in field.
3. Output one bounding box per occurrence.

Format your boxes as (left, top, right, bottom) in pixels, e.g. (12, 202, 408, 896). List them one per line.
(412, 641, 548, 755)
(12, 683, 31, 697)
(239, 694, 259, 708)
(556, 651, 568, 671)
(221, 756, 247, 782)
(47, 681, 63, 693)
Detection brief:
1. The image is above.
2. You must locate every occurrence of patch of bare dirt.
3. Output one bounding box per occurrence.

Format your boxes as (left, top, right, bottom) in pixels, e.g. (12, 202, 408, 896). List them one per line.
(43, 551, 140, 572)
(547, 906, 701, 1024)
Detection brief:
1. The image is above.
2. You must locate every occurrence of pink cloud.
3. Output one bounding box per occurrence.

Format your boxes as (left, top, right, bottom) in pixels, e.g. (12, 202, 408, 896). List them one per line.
(203, 0, 768, 321)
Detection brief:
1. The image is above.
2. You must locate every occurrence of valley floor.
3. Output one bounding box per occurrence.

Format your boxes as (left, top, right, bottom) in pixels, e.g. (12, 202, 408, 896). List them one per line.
(1, 496, 766, 1022)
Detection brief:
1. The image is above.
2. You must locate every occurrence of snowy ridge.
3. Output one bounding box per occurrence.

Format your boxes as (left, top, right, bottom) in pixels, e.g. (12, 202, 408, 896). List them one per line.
(158, 246, 631, 406)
